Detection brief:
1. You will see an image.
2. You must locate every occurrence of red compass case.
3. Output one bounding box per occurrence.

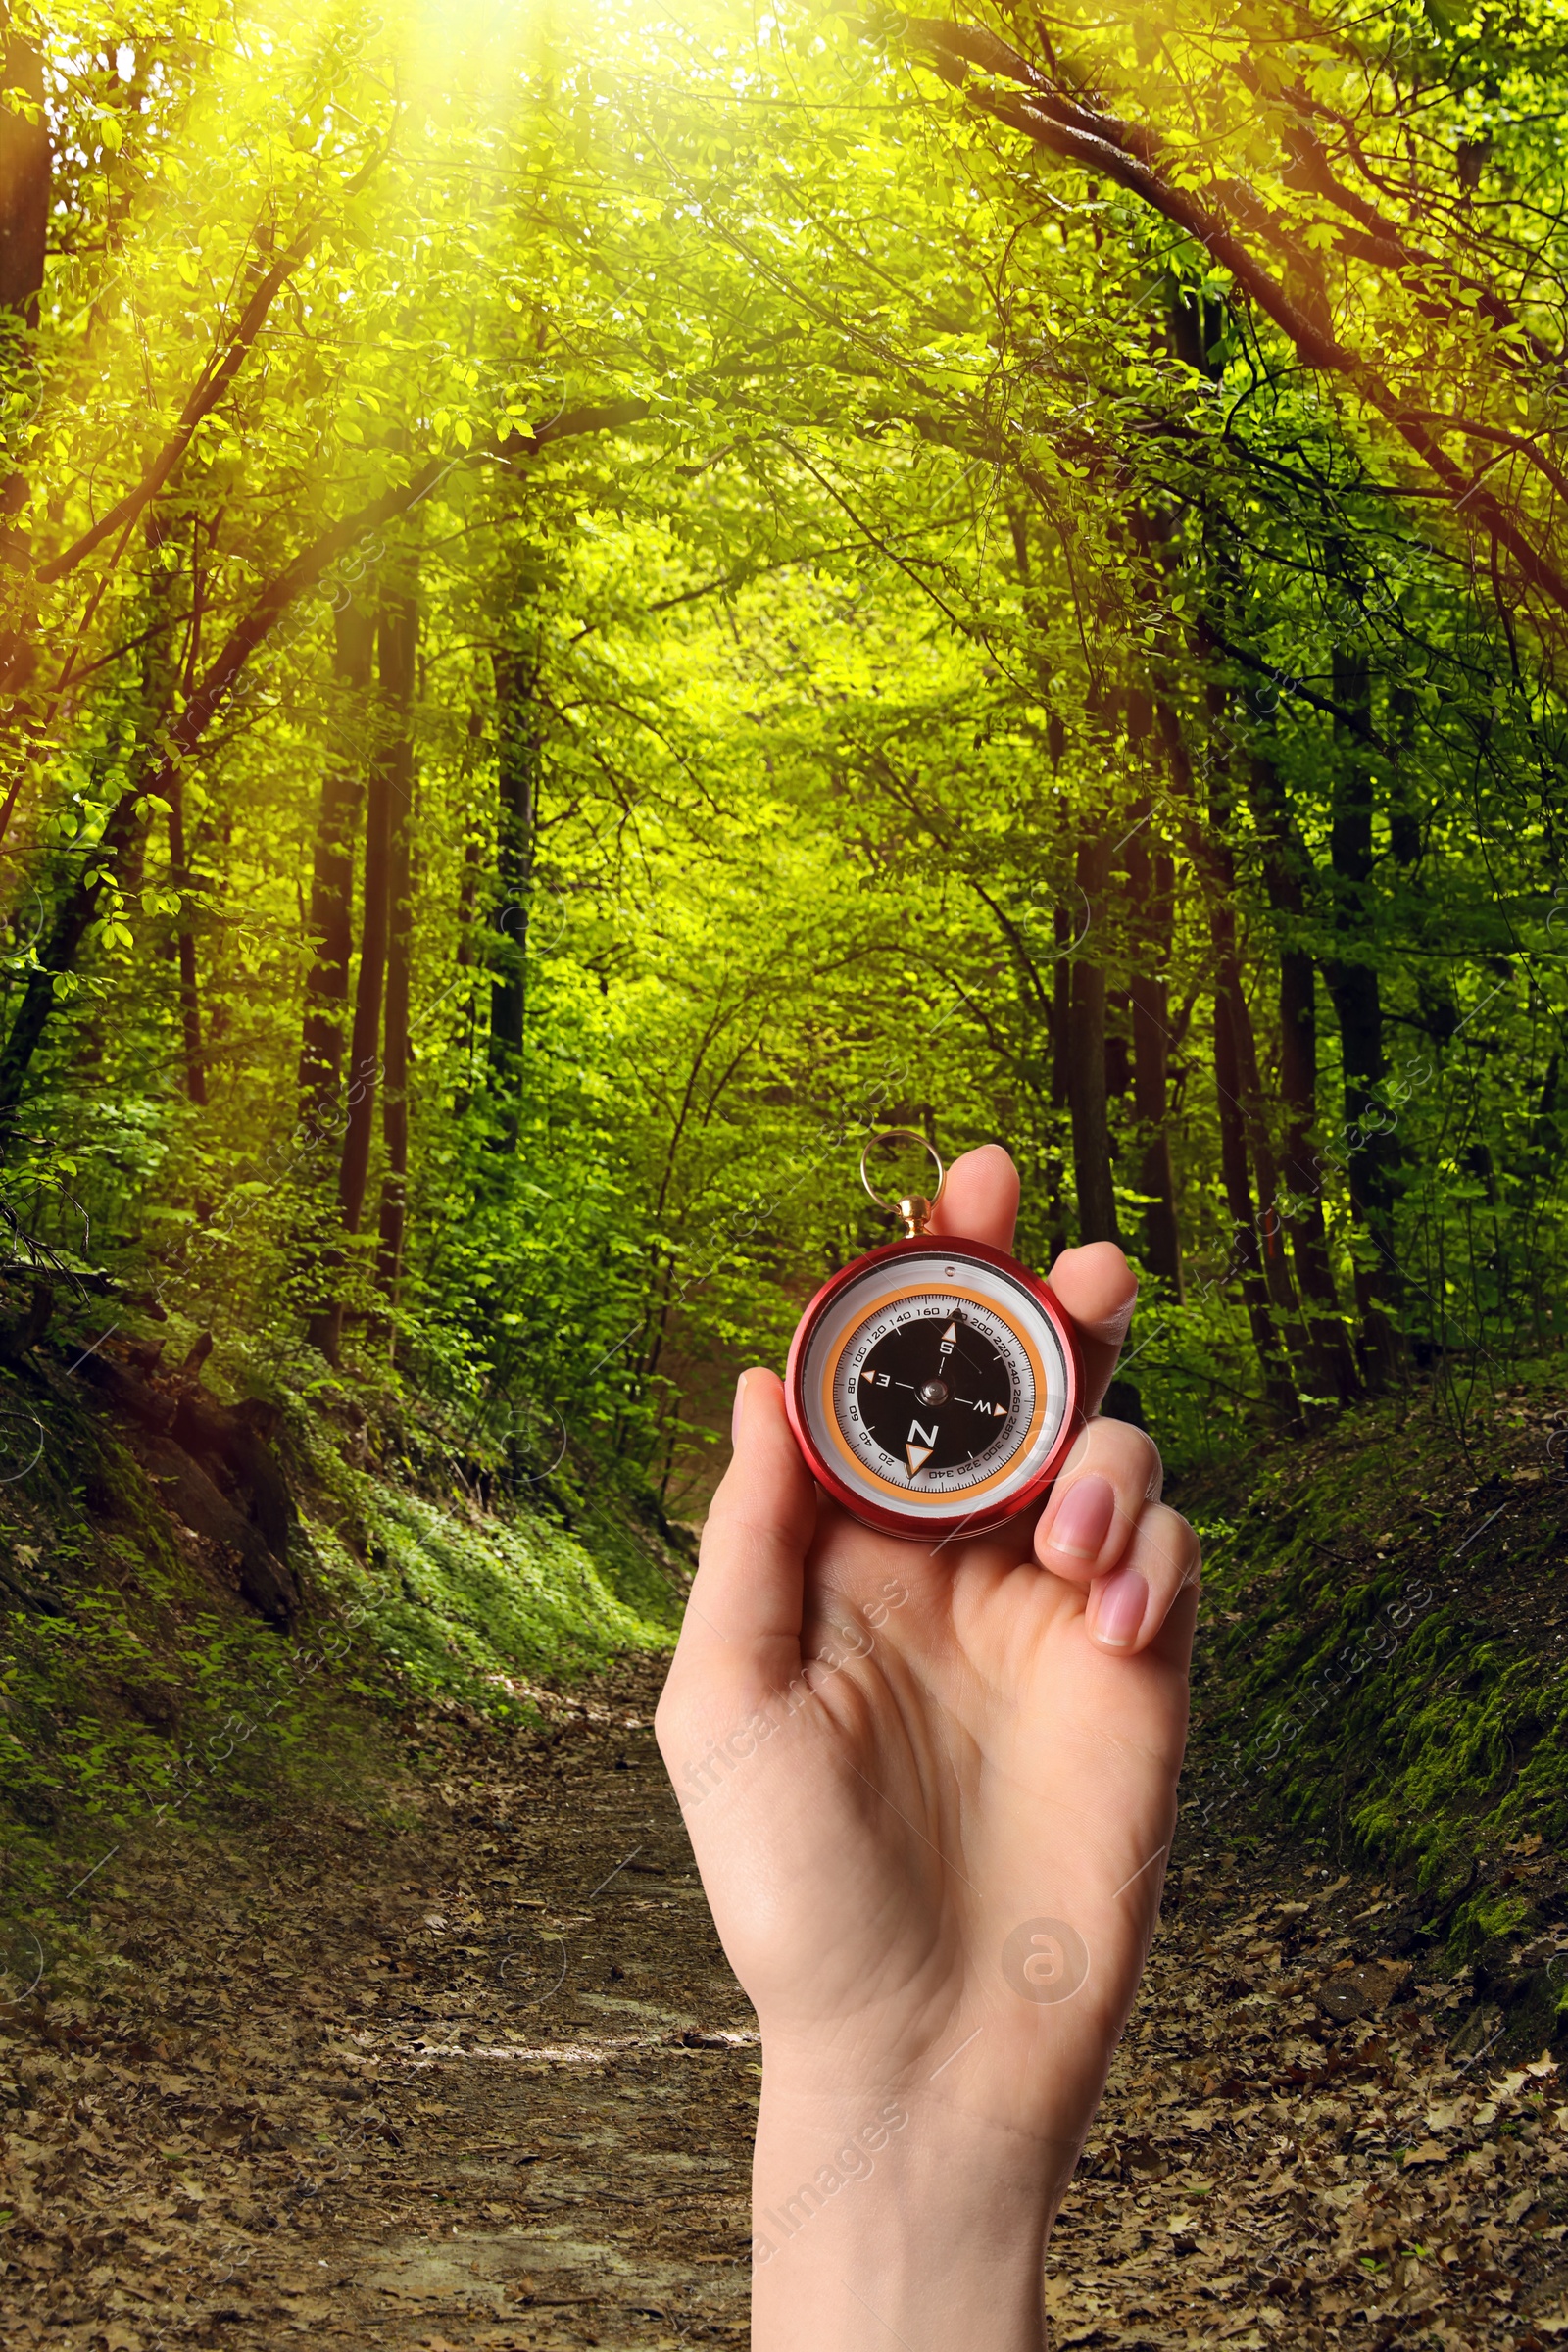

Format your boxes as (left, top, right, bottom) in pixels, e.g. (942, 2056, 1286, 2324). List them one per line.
(784, 1136, 1083, 1544)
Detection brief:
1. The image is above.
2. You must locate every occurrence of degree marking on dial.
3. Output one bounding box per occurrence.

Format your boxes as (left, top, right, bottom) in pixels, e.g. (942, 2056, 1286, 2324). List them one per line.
(858, 1309, 1015, 1488)
(816, 1268, 1059, 1507)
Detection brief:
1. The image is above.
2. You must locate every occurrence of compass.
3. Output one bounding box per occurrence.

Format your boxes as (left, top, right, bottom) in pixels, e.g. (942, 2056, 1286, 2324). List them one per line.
(785, 1133, 1082, 1542)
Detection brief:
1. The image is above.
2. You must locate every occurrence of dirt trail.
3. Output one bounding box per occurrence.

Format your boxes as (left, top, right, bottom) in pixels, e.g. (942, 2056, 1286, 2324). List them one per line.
(3, 1654, 1567, 2350)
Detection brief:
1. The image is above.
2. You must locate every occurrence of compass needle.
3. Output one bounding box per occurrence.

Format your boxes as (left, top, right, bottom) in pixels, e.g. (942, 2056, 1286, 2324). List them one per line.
(786, 1169, 1079, 1538)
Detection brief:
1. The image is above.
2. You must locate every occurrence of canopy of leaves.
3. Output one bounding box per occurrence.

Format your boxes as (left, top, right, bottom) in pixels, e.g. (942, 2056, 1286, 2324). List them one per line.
(0, 0, 1560, 1509)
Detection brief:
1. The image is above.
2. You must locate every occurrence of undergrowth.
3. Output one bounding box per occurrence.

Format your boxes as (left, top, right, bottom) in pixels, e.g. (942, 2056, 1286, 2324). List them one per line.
(1181, 1355, 1568, 1958)
(0, 1339, 678, 1977)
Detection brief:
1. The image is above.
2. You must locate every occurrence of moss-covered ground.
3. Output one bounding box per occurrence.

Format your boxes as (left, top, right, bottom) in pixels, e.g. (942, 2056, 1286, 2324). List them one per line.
(0, 1335, 681, 1984)
(6, 1326, 1566, 2050)
(1175, 1360, 1568, 2049)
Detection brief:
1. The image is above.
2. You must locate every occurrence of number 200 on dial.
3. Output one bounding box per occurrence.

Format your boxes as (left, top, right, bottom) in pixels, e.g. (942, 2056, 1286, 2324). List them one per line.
(785, 1238, 1082, 1542)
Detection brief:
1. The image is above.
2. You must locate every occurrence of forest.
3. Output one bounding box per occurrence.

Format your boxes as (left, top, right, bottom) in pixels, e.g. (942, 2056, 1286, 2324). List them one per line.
(0, 0, 1559, 1509)
(2, 0, 1568, 2342)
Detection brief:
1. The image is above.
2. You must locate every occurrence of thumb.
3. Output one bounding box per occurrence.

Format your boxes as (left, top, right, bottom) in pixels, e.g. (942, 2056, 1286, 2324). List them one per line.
(677, 1368, 813, 1693)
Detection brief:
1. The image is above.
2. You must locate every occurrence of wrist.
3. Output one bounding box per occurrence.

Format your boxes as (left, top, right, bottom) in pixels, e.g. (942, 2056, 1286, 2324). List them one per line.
(752, 2068, 1070, 2352)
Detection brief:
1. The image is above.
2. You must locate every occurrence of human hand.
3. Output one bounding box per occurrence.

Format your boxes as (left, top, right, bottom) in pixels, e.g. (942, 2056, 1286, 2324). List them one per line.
(656, 1144, 1200, 2351)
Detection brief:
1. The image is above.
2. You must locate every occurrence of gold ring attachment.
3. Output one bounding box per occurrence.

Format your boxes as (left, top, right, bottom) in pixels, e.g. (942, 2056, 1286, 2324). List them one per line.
(859, 1129, 945, 1239)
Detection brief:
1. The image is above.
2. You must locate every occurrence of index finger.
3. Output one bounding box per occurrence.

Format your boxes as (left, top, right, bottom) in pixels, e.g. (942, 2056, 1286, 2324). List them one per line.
(1046, 1242, 1138, 1418)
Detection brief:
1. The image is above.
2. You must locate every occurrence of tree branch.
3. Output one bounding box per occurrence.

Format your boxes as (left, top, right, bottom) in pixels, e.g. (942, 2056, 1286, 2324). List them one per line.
(37, 224, 319, 585)
(890, 18, 1568, 627)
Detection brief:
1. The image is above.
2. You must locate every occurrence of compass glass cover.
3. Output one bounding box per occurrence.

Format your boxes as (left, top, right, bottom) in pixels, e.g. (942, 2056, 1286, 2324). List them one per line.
(797, 1250, 1071, 1522)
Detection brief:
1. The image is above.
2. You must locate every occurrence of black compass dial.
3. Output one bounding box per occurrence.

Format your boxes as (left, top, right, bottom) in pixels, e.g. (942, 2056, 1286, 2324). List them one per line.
(856, 1309, 1014, 1477)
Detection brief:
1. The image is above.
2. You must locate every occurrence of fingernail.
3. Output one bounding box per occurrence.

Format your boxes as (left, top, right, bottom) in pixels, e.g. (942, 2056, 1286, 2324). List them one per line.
(1044, 1474, 1115, 1560)
(732, 1369, 752, 1447)
(1090, 1567, 1149, 1649)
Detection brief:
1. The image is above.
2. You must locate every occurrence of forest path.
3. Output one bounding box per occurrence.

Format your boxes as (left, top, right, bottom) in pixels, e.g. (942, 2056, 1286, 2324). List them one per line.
(4, 1652, 1566, 2351)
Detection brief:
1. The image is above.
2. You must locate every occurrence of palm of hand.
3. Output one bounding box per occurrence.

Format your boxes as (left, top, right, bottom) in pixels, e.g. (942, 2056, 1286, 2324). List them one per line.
(658, 1146, 1199, 2177)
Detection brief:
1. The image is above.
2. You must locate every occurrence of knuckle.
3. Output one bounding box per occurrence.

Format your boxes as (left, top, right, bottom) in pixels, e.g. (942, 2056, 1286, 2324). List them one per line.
(1088, 1416, 1161, 1486)
(1129, 1427, 1164, 1494)
(1139, 1501, 1200, 1581)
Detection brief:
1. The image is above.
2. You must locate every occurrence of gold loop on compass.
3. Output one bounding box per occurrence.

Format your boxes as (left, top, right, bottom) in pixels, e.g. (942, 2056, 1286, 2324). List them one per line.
(859, 1129, 945, 1239)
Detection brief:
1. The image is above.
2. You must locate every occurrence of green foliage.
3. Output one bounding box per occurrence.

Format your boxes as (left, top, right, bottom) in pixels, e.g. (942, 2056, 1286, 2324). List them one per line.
(0, 0, 1561, 1792)
(0, 1355, 671, 1962)
(1187, 1380, 1568, 1930)
(302, 1476, 672, 1720)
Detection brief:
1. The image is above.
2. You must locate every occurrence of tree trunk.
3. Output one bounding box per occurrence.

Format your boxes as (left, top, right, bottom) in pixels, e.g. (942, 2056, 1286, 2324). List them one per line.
(165, 774, 206, 1107)
(1194, 678, 1301, 1333)
(1068, 818, 1121, 1245)
(0, 491, 441, 1143)
(450, 833, 483, 1122)
(298, 603, 374, 1132)
(1214, 989, 1298, 1419)
(1159, 693, 1305, 1398)
(1323, 648, 1401, 1382)
(333, 744, 388, 1221)
(308, 585, 414, 1362)
(448, 706, 486, 1122)
(488, 642, 538, 1147)
(376, 594, 418, 1309)
(1124, 812, 1182, 1291)
(0, 789, 145, 1148)
(1248, 749, 1358, 1400)
(1050, 900, 1072, 1111)
(0, 31, 48, 328)
(0, 24, 48, 577)
(1210, 922, 1298, 1330)
(165, 516, 214, 1107)
(0, 498, 200, 1146)
(1104, 987, 1132, 1103)
(125, 508, 208, 1107)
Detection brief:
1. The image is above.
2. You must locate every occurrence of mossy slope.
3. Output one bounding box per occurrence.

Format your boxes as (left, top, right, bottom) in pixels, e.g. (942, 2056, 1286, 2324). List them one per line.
(0, 1347, 677, 1955)
(1179, 1367, 1568, 2034)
